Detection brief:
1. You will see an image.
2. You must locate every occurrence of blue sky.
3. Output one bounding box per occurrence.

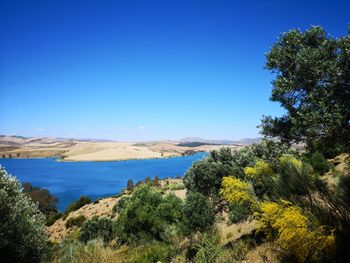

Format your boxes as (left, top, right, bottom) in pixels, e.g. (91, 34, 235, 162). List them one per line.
(1, 0, 349, 141)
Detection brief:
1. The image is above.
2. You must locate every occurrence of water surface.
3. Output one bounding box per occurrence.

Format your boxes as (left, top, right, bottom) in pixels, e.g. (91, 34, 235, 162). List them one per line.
(0, 153, 206, 211)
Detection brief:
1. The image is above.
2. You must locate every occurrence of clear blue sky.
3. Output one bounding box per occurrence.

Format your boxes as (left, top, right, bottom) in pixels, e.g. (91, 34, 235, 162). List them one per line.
(1, 0, 349, 141)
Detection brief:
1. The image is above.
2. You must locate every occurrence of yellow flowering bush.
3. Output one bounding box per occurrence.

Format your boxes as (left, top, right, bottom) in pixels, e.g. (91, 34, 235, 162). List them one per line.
(244, 160, 274, 179)
(220, 177, 254, 205)
(244, 160, 274, 197)
(220, 176, 256, 223)
(258, 201, 335, 262)
(279, 154, 303, 172)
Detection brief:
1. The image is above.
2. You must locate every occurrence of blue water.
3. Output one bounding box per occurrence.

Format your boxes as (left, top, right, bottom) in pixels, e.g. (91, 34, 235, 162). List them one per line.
(0, 153, 206, 211)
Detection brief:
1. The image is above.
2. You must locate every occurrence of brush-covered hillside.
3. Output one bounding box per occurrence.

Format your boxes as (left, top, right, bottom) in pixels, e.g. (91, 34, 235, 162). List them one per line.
(1, 141, 350, 263)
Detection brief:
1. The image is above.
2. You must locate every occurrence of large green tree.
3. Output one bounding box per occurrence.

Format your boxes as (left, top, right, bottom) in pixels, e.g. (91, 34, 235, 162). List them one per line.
(0, 167, 47, 263)
(261, 25, 350, 157)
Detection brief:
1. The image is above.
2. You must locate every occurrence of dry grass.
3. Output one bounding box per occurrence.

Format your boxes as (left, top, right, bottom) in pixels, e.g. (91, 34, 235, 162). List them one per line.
(245, 242, 281, 263)
(216, 212, 257, 245)
(52, 240, 122, 263)
(323, 153, 349, 189)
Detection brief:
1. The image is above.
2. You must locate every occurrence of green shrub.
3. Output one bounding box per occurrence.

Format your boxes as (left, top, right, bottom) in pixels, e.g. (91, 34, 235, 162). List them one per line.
(193, 234, 222, 263)
(183, 140, 295, 200)
(225, 240, 250, 262)
(168, 182, 185, 190)
(335, 174, 350, 204)
(126, 242, 174, 263)
(65, 196, 92, 214)
(79, 217, 115, 244)
(309, 152, 332, 174)
(275, 155, 315, 197)
(112, 196, 130, 213)
(0, 167, 48, 263)
(182, 191, 215, 235)
(46, 212, 63, 226)
(65, 215, 86, 228)
(184, 148, 236, 198)
(62, 213, 69, 221)
(115, 184, 183, 243)
(228, 202, 251, 223)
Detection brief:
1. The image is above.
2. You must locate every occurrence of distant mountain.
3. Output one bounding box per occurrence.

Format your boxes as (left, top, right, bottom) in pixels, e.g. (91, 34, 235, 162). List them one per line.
(179, 137, 261, 145)
(0, 135, 117, 144)
(58, 137, 116, 142)
(0, 135, 261, 146)
(235, 138, 262, 145)
(0, 135, 61, 146)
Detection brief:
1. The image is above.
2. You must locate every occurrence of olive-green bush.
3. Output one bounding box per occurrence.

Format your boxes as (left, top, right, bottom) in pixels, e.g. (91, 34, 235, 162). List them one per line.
(115, 184, 183, 243)
(0, 167, 48, 263)
(79, 217, 115, 244)
(65, 196, 92, 214)
(182, 191, 215, 234)
(309, 152, 332, 175)
(65, 215, 86, 228)
(183, 140, 295, 199)
(46, 212, 63, 226)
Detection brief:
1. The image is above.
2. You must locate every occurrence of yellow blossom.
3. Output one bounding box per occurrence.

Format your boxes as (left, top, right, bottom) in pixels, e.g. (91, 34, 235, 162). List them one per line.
(220, 177, 253, 205)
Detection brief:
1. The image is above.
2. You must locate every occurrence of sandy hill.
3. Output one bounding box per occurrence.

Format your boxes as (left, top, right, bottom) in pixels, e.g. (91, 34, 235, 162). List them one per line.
(0, 135, 242, 161)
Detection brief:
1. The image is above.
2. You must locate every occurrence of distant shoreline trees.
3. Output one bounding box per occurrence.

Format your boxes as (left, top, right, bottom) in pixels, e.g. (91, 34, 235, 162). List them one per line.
(22, 182, 58, 216)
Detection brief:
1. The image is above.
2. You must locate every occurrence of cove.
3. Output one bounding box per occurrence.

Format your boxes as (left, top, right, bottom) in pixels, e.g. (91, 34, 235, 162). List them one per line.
(0, 153, 207, 211)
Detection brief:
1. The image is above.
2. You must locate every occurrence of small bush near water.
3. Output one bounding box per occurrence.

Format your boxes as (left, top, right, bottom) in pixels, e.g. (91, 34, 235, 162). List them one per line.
(65, 196, 92, 214)
(46, 212, 63, 226)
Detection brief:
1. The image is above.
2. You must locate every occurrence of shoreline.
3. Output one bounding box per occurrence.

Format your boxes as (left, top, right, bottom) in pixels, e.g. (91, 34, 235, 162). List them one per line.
(0, 151, 208, 163)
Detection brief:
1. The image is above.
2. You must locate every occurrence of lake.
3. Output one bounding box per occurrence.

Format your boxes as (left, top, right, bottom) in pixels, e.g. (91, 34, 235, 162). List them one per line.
(0, 153, 207, 211)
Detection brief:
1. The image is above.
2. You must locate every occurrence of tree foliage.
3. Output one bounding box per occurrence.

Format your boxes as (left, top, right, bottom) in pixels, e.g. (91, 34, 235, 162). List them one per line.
(183, 148, 235, 198)
(22, 182, 58, 216)
(261, 26, 350, 157)
(115, 184, 183, 243)
(0, 167, 47, 263)
(182, 191, 215, 234)
(308, 152, 332, 175)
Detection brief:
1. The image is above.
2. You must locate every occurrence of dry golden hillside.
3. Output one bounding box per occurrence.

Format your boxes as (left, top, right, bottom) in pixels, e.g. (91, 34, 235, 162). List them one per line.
(0, 135, 241, 161)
